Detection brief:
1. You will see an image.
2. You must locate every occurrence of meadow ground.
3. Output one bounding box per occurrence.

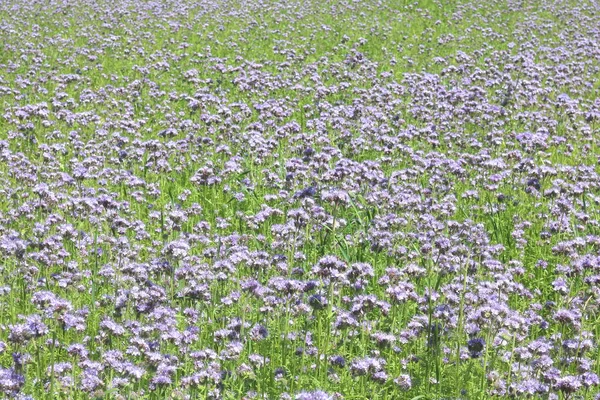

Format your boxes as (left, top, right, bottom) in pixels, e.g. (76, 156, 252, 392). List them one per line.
(1, 0, 600, 398)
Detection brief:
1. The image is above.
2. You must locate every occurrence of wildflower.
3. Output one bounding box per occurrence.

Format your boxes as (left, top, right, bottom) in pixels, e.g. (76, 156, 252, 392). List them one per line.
(394, 374, 412, 390)
(467, 338, 485, 358)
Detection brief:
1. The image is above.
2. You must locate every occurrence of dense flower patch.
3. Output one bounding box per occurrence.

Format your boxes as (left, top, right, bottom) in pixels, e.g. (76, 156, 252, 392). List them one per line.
(1, 0, 600, 398)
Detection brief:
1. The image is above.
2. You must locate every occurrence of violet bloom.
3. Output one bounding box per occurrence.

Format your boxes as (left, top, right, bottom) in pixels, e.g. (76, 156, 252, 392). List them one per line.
(394, 374, 412, 390)
(295, 390, 334, 400)
(467, 338, 485, 358)
(0, 368, 24, 395)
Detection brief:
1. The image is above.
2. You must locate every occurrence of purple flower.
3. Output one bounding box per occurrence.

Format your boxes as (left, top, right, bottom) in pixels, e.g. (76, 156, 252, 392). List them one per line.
(467, 338, 485, 358)
(330, 355, 345, 368)
(555, 375, 582, 394)
(295, 390, 334, 400)
(581, 372, 600, 388)
(308, 294, 328, 310)
(349, 357, 386, 376)
(80, 368, 103, 393)
(0, 368, 24, 395)
(394, 374, 412, 390)
(294, 186, 317, 199)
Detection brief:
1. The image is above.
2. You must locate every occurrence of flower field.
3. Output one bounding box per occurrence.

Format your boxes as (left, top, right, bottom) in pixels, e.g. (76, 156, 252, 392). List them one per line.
(1, 0, 600, 398)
